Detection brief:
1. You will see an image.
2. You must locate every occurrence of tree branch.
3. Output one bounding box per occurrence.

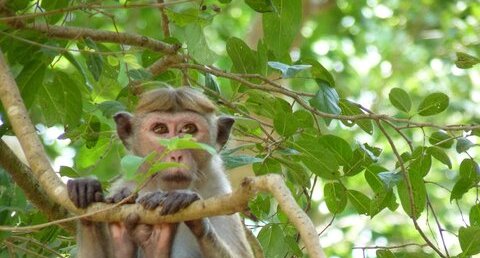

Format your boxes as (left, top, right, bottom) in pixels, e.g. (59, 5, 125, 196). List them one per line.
(0, 140, 74, 232)
(157, 0, 171, 38)
(172, 63, 480, 132)
(0, 49, 78, 213)
(19, 24, 180, 54)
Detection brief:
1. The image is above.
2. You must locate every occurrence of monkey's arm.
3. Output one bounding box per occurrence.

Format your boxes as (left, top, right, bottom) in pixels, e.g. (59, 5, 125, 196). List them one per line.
(67, 179, 115, 258)
(68, 178, 137, 258)
(186, 218, 248, 258)
(76, 220, 114, 258)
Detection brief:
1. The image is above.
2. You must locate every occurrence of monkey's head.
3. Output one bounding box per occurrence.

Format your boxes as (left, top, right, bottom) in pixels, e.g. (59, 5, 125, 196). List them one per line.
(113, 87, 234, 190)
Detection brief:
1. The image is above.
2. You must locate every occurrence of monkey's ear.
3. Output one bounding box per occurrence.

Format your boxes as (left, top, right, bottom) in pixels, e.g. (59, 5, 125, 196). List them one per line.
(114, 112, 133, 148)
(217, 116, 235, 149)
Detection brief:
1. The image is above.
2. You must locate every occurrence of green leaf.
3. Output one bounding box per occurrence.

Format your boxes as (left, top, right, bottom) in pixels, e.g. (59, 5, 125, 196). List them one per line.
(97, 101, 127, 118)
(397, 170, 427, 219)
(41, 0, 68, 24)
(365, 166, 390, 192)
(127, 69, 153, 81)
(324, 182, 347, 214)
(62, 51, 90, 88)
(184, 24, 218, 65)
(80, 39, 103, 81)
(258, 224, 289, 258)
(121, 155, 144, 180)
(59, 166, 80, 178)
(146, 162, 184, 178)
(304, 59, 335, 87)
(263, 0, 302, 60)
(37, 71, 83, 127)
(293, 110, 314, 128)
(159, 136, 216, 155)
(222, 154, 263, 169)
(470, 204, 480, 227)
(370, 190, 395, 217)
(273, 109, 298, 137)
(417, 92, 449, 116)
(268, 61, 311, 78)
(456, 52, 480, 69)
(165, 8, 212, 27)
(429, 131, 454, 148)
(227, 37, 259, 75)
(409, 147, 432, 177)
(253, 158, 281, 175)
(377, 171, 402, 189)
(318, 135, 353, 166)
(377, 249, 396, 258)
(245, 0, 274, 12)
(309, 81, 341, 125)
(456, 137, 475, 153)
(451, 177, 474, 201)
(343, 148, 374, 176)
(17, 61, 47, 109)
(389, 88, 411, 113)
(205, 73, 221, 96)
(84, 116, 101, 148)
(347, 190, 371, 215)
(6, 0, 29, 11)
(427, 146, 452, 169)
(339, 99, 373, 134)
(460, 159, 480, 181)
(459, 226, 480, 255)
(293, 136, 340, 179)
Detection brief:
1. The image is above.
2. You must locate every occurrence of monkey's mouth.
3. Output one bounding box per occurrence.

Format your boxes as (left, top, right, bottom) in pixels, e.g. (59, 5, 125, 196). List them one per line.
(160, 171, 192, 183)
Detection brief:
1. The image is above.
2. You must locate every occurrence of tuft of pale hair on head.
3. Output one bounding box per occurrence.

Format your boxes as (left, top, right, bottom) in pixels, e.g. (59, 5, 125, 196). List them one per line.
(135, 87, 216, 115)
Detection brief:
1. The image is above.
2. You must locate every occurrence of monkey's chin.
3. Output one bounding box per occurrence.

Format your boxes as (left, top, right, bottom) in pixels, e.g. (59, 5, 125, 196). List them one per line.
(159, 171, 192, 190)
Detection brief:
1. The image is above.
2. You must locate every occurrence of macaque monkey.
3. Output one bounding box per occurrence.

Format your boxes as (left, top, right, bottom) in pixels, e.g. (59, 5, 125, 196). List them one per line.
(67, 87, 254, 258)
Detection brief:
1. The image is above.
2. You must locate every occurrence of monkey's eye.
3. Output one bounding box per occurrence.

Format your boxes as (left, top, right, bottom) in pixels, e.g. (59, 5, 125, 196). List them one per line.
(180, 123, 198, 134)
(152, 123, 168, 134)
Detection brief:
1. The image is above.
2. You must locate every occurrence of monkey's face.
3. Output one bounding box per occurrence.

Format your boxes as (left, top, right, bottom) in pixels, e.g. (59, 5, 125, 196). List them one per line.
(132, 111, 212, 190)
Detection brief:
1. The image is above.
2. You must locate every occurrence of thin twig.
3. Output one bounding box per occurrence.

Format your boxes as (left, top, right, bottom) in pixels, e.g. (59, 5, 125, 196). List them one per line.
(353, 243, 428, 250)
(376, 120, 446, 258)
(427, 198, 450, 257)
(171, 63, 480, 132)
(0, 0, 194, 22)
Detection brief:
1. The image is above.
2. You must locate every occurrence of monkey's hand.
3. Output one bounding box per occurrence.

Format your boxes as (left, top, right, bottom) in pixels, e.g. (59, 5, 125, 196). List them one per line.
(138, 191, 209, 237)
(137, 190, 200, 215)
(125, 213, 177, 258)
(105, 187, 137, 204)
(67, 178, 104, 209)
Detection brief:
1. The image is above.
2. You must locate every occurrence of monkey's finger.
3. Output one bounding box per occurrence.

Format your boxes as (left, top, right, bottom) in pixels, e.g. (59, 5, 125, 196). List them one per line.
(78, 181, 87, 209)
(122, 189, 137, 204)
(125, 213, 140, 227)
(161, 193, 199, 215)
(105, 196, 113, 203)
(125, 213, 147, 234)
(86, 181, 97, 206)
(138, 192, 164, 210)
(94, 192, 104, 202)
(67, 180, 80, 208)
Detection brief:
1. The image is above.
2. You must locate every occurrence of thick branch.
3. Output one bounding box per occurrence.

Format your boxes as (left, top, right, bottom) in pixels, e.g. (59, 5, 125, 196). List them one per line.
(0, 50, 78, 212)
(0, 140, 74, 232)
(72, 175, 325, 258)
(8, 23, 180, 54)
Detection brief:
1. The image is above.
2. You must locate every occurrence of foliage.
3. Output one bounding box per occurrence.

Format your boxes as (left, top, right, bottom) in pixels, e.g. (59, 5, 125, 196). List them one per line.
(0, 0, 479, 257)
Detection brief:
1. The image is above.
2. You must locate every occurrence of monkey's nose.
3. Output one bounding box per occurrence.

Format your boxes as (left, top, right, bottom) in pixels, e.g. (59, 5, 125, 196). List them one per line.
(169, 152, 183, 162)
